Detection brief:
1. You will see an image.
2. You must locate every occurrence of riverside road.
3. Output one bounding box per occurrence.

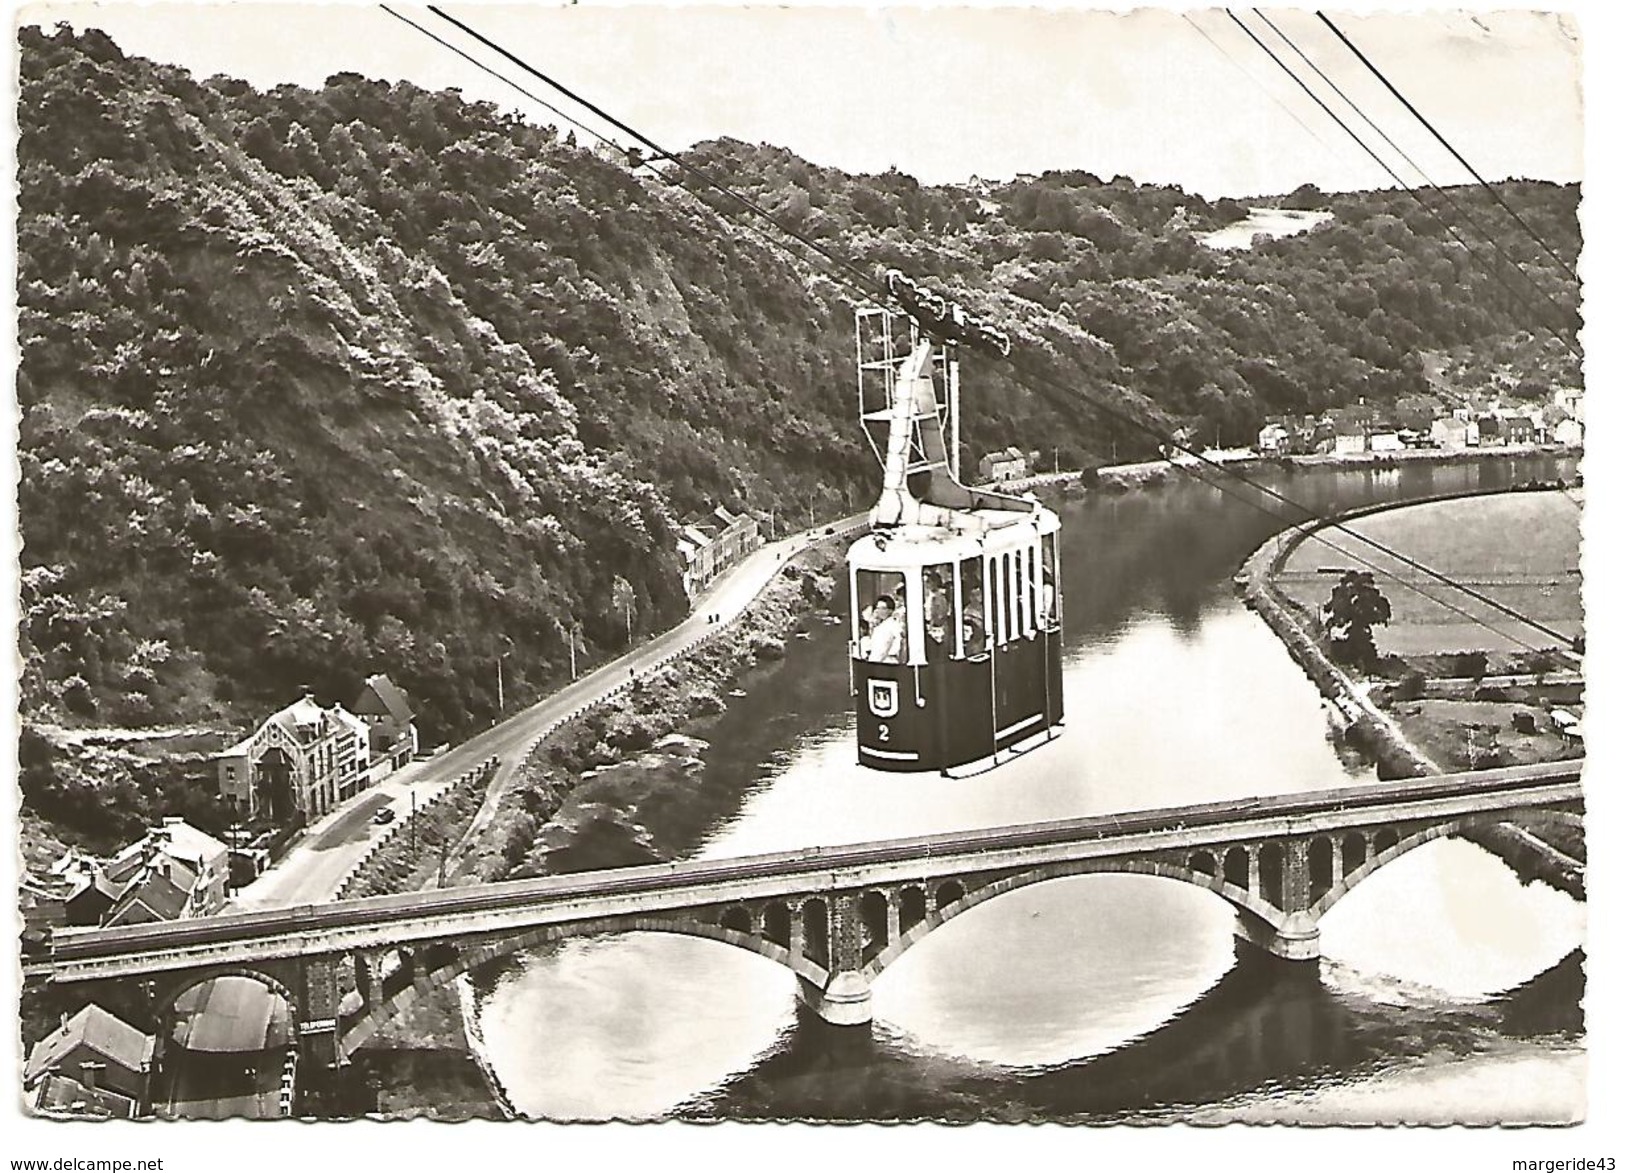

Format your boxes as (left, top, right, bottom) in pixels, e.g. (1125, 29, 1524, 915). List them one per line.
(230, 518, 863, 911)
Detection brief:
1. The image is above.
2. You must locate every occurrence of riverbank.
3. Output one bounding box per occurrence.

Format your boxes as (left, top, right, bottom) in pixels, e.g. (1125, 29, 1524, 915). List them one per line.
(1233, 485, 1584, 896)
(1010, 440, 1581, 498)
(451, 541, 844, 882)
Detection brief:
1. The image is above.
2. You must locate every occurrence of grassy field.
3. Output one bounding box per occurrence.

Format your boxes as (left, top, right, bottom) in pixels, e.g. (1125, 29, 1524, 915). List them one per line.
(1274, 490, 1583, 655)
(1386, 698, 1584, 772)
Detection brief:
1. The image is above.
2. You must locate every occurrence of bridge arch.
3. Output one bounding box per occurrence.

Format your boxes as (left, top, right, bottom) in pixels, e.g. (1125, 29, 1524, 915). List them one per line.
(1309, 808, 1584, 920)
(158, 965, 300, 1034)
(860, 858, 1285, 981)
(337, 914, 829, 1056)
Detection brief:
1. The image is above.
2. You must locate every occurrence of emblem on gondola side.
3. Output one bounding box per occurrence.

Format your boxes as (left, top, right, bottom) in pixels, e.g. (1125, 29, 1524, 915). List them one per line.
(867, 680, 899, 718)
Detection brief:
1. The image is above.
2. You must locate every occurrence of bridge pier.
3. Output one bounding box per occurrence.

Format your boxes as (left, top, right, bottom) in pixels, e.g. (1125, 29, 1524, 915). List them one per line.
(1234, 911, 1321, 963)
(796, 972, 873, 1026)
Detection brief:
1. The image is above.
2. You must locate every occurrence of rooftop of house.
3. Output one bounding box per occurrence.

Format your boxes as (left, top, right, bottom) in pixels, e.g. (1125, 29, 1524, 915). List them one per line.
(103, 867, 193, 925)
(105, 819, 227, 879)
(354, 675, 414, 726)
(24, 1004, 155, 1086)
(32, 1073, 140, 1119)
(220, 694, 345, 756)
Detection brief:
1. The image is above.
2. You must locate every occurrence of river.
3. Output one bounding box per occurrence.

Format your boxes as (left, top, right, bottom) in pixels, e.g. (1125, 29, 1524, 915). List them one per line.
(472, 453, 1585, 1122)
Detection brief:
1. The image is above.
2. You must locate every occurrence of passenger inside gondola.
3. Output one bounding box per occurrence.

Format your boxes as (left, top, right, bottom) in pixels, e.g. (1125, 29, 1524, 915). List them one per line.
(923, 567, 951, 654)
(868, 594, 905, 663)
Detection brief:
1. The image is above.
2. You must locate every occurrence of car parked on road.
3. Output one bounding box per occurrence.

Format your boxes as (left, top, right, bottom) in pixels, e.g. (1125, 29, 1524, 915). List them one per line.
(372, 807, 396, 825)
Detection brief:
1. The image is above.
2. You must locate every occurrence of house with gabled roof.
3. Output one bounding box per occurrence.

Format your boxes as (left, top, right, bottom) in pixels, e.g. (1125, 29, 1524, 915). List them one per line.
(978, 445, 1032, 482)
(57, 818, 230, 928)
(24, 1004, 155, 1106)
(354, 674, 418, 772)
(217, 693, 366, 823)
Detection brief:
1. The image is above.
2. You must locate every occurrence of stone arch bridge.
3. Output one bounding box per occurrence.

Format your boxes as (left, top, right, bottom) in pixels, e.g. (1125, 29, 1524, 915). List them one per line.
(37, 762, 1581, 1065)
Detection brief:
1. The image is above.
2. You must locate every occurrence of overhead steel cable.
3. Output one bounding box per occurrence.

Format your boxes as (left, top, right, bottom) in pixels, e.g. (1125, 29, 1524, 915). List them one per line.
(1168, 463, 1557, 654)
(1253, 9, 1580, 337)
(377, 6, 888, 336)
(401, 5, 1579, 651)
(1223, 10, 1581, 361)
(1317, 11, 1581, 285)
(425, 4, 890, 304)
(379, 4, 628, 166)
(1178, 11, 1348, 171)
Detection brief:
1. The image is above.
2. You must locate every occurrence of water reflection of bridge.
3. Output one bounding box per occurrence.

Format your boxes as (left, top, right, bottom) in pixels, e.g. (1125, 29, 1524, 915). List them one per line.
(39, 762, 1581, 1068)
(706, 949, 1585, 1121)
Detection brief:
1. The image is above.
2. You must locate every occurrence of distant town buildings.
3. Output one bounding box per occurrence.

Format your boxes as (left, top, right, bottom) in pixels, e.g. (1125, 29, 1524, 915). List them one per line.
(217, 678, 418, 824)
(1257, 385, 1582, 458)
(677, 505, 762, 599)
(1431, 416, 1476, 449)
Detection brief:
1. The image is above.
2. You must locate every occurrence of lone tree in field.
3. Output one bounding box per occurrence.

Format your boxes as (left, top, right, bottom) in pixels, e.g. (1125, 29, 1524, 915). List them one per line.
(1322, 570, 1392, 671)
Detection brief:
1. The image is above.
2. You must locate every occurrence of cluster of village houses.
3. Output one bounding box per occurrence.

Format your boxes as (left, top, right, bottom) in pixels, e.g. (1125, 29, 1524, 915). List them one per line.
(20, 817, 229, 1117)
(1257, 387, 1584, 457)
(20, 676, 420, 1117)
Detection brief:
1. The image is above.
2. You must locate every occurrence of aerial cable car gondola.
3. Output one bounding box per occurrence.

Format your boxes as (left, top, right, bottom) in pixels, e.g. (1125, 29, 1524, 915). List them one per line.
(847, 271, 1064, 774)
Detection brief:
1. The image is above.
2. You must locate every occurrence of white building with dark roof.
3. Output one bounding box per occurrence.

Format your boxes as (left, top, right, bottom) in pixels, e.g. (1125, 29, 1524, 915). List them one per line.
(216, 694, 365, 824)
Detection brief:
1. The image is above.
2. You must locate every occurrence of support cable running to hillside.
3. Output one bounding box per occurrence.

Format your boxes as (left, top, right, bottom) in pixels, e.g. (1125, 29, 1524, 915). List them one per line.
(378, 5, 632, 162)
(376, 6, 897, 373)
(1253, 9, 1580, 334)
(376, 5, 849, 295)
(401, 6, 1580, 653)
(423, 5, 888, 305)
(1178, 12, 1349, 172)
(1317, 11, 1582, 286)
(1223, 10, 1581, 362)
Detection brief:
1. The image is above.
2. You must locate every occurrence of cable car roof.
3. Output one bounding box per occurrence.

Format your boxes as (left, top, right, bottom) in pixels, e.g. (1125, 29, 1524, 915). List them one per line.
(849, 511, 1059, 569)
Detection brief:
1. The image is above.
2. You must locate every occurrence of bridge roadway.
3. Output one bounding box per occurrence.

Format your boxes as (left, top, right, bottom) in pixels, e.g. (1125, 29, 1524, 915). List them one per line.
(44, 761, 1583, 1000)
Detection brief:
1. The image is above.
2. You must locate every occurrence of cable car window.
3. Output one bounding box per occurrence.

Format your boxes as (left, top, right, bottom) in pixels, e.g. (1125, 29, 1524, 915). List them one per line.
(1001, 552, 1012, 646)
(1026, 545, 1038, 636)
(922, 564, 953, 661)
(853, 568, 909, 664)
(1014, 546, 1028, 637)
(1040, 532, 1059, 629)
(957, 558, 986, 658)
(989, 555, 1002, 646)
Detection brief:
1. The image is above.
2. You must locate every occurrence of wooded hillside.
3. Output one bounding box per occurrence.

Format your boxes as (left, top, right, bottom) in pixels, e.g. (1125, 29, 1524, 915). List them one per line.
(13, 25, 1580, 847)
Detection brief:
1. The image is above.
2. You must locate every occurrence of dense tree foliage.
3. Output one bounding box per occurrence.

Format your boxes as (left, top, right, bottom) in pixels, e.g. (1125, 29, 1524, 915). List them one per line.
(13, 25, 1581, 844)
(1323, 570, 1393, 671)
